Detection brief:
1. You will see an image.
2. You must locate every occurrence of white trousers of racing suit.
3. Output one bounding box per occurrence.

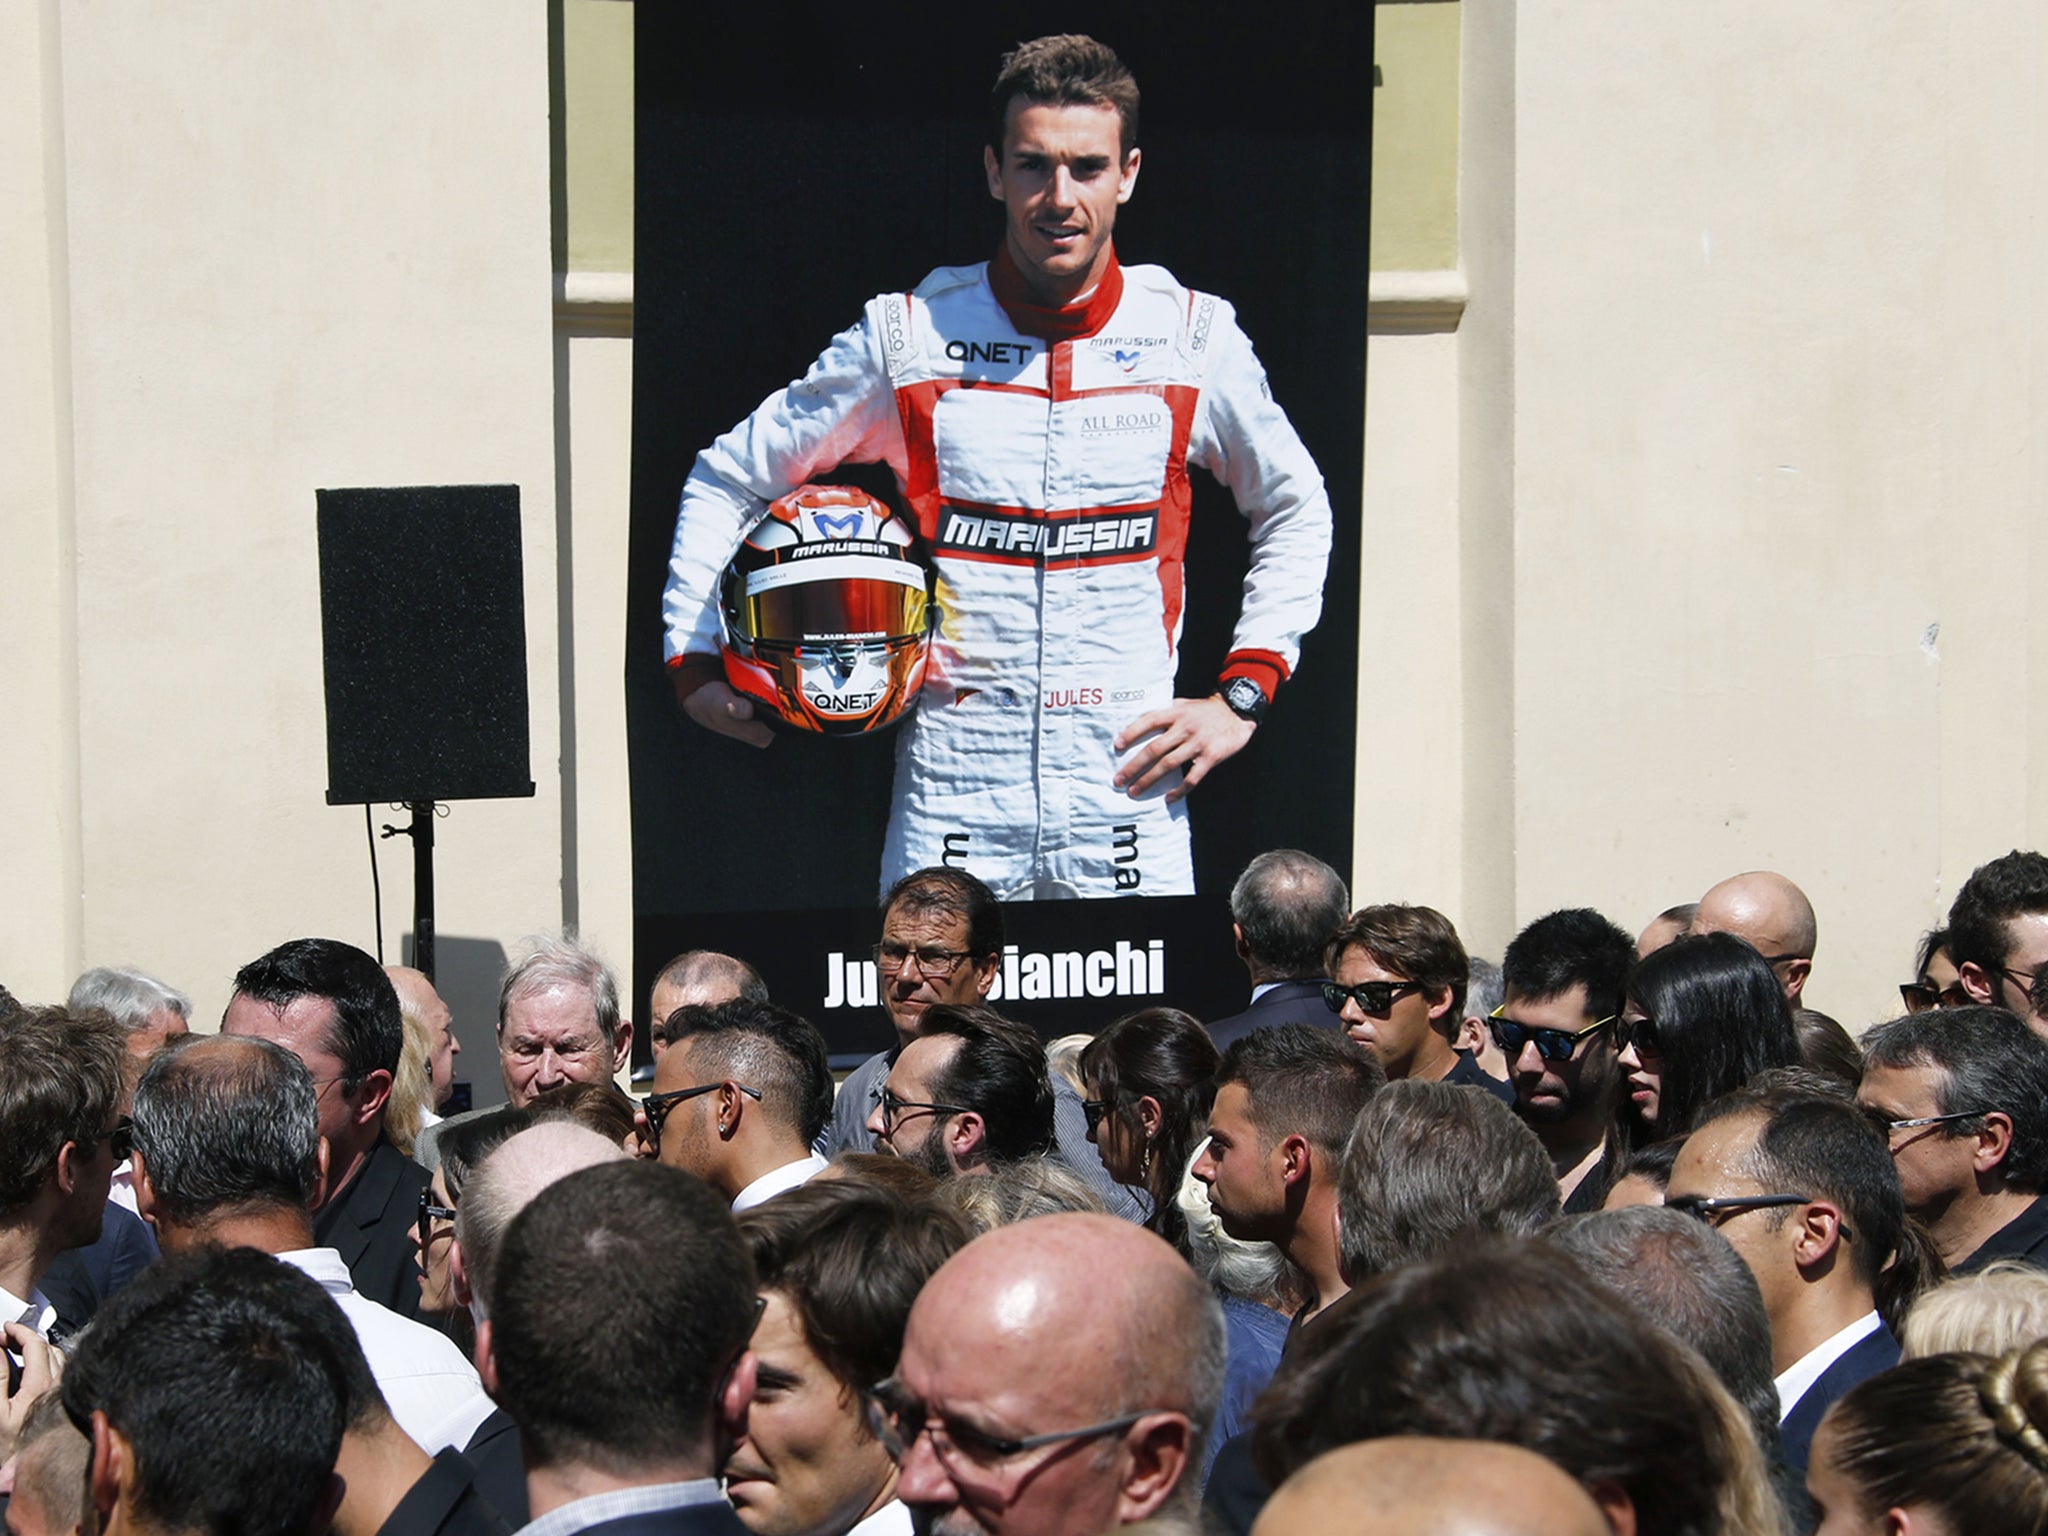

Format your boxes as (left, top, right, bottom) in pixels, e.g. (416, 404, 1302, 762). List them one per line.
(663, 257, 1332, 901)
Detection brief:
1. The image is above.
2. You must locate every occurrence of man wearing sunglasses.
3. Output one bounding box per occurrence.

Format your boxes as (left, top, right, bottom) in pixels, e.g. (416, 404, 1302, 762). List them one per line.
(1321, 905, 1512, 1104)
(1494, 908, 1635, 1211)
(1666, 1085, 1908, 1483)
(1858, 1005, 2048, 1272)
(0, 1006, 128, 1376)
(884, 1212, 1223, 1534)
(1945, 848, 2048, 1033)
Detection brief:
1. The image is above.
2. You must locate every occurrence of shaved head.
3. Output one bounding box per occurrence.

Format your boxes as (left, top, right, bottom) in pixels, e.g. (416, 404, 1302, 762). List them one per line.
(895, 1212, 1225, 1531)
(1252, 1438, 1608, 1536)
(1694, 871, 1817, 1002)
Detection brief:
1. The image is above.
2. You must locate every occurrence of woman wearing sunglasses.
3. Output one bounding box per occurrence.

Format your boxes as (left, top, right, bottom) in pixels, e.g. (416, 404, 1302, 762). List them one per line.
(1614, 933, 1802, 1159)
(1077, 1008, 1219, 1256)
(411, 1104, 528, 1352)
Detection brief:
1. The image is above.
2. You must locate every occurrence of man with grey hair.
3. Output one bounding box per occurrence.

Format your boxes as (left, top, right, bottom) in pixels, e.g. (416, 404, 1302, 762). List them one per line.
(448, 1118, 627, 1524)
(66, 965, 190, 1068)
(886, 1212, 1226, 1531)
(419, 933, 633, 1169)
(1209, 851, 1350, 1050)
(129, 1032, 484, 1450)
(1334, 1077, 1558, 1286)
(648, 950, 769, 1062)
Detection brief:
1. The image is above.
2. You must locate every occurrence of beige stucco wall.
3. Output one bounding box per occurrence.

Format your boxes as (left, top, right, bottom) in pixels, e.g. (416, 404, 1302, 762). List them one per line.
(1, 4, 562, 1052)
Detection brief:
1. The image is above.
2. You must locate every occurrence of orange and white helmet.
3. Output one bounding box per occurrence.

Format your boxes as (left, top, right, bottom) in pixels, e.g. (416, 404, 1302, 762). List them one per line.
(718, 484, 934, 736)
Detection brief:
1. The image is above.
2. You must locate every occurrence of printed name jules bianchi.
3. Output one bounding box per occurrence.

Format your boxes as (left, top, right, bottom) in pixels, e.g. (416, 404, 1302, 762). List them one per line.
(821, 940, 1166, 1009)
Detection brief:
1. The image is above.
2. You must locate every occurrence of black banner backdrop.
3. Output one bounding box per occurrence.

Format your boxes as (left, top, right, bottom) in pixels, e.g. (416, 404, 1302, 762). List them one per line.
(626, 4, 1371, 1059)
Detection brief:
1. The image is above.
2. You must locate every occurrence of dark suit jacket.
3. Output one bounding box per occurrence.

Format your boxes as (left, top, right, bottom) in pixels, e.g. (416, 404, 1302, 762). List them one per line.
(1207, 980, 1332, 1052)
(462, 1408, 528, 1529)
(566, 1506, 750, 1536)
(41, 1201, 157, 1336)
(314, 1137, 432, 1320)
(1779, 1324, 1900, 1478)
(377, 1449, 512, 1536)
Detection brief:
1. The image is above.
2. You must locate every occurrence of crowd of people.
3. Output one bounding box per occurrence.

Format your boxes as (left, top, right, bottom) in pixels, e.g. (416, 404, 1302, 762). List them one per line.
(6, 845, 2048, 1536)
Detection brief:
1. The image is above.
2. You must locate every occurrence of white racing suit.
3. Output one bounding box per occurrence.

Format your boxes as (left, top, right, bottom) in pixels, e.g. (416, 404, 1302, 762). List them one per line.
(663, 251, 1333, 900)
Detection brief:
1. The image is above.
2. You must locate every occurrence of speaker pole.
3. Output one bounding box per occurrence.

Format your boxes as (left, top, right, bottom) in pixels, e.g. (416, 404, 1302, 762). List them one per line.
(409, 801, 437, 982)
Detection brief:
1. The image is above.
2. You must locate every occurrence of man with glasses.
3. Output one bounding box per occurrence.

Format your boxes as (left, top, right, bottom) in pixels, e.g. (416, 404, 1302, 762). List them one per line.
(1666, 1084, 1909, 1483)
(641, 1000, 833, 1209)
(0, 1006, 127, 1372)
(1859, 1005, 2048, 1272)
(866, 1006, 1054, 1178)
(1692, 870, 1819, 1007)
(485, 1161, 756, 1536)
(1494, 908, 1635, 1210)
(1946, 849, 2048, 1032)
(220, 936, 434, 1318)
(130, 1032, 485, 1450)
(1319, 905, 1511, 1102)
(879, 1211, 1223, 1534)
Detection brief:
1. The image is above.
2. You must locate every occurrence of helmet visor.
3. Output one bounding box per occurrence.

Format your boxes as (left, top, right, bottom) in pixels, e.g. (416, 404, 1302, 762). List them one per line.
(739, 556, 929, 647)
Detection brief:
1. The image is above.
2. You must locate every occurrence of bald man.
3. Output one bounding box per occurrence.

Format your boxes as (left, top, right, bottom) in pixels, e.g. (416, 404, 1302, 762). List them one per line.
(1693, 872, 1817, 1005)
(883, 1212, 1225, 1533)
(1635, 903, 1696, 961)
(1251, 1439, 1607, 1536)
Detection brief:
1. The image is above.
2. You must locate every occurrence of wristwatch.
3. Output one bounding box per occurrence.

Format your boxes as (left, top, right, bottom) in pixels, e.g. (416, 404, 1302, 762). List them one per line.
(1221, 676, 1268, 726)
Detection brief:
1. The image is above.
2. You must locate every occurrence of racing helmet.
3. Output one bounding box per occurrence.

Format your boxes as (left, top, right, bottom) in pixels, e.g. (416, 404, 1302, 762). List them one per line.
(718, 483, 934, 736)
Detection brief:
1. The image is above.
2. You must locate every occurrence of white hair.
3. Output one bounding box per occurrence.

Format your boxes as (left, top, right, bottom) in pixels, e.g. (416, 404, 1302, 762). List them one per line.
(68, 966, 191, 1033)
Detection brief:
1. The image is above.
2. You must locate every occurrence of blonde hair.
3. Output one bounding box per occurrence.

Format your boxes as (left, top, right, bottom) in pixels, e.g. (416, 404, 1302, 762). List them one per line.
(1903, 1260, 2048, 1360)
(382, 1005, 432, 1159)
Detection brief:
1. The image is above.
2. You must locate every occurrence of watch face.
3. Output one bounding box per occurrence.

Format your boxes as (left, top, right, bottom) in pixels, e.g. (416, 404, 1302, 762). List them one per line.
(1225, 678, 1266, 719)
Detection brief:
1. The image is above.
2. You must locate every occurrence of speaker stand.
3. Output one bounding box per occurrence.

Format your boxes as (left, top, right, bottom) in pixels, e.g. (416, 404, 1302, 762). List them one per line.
(383, 801, 438, 981)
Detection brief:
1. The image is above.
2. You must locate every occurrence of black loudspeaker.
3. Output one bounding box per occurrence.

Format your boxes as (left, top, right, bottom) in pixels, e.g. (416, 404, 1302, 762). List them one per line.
(316, 485, 535, 805)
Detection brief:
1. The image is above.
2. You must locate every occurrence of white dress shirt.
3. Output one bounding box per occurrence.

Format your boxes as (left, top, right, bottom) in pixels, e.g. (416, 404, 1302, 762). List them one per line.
(1774, 1309, 1884, 1420)
(0, 1283, 57, 1338)
(732, 1154, 829, 1213)
(278, 1247, 484, 1451)
(847, 1500, 913, 1536)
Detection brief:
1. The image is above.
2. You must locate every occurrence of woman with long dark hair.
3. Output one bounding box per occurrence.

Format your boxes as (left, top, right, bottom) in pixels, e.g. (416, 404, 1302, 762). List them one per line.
(1078, 1006, 1219, 1252)
(1614, 932, 1801, 1156)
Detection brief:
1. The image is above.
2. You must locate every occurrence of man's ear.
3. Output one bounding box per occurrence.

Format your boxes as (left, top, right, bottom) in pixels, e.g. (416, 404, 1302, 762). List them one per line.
(132, 1149, 159, 1229)
(1114, 1413, 1193, 1524)
(53, 1141, 80, 1200)
(350, 1068, 394, 1126)
(1116, 147, 1142, 204)
(1232, 924, 1251, 964)
(475, 1316, 500, 1400)
(612, 1020, 635, 1077)
(450, 1239, 473, 1309)
(1958, 961, 1999, 1007)
(1782, 957, 1812, 998)
(1791, 1201, 1848, 1270)
(1453, 1014, 1486, 1054)
(89, 1413, 127, 1534)
(984, 143, 1004, 201)
(972, 954, 999, 1003)
(1425, 985, 1457, 1027)
(310, 1138, 331, 1211)
(949, 1112, 988, 1171)
(1973, 1112, 2017, 1175)
(1277, 1133, 1312, 1190)
(719, 1081, 748, 1140)
(1585, 1478, 1637, 1536)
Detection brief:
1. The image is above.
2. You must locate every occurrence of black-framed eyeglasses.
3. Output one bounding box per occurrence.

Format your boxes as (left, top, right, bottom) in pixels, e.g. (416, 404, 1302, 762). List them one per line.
(1665, 1193, 1813, 1226)
(1081, 1097, 1116, 1133)
(1863, 1107, 1996, 1140)
(1613, 1016, 1662, 1057)
(864, 1378, 1154, 1471)
(1899, 980, 1944, 1014)
(872, 943, 977, 979)
(640, 1080, 763, 1156)
(416, 1184, 457, 1253)
(879, 1090, 970, 1131)
(1322, 980, 1425, 1016)
(1487, 1008, 1615, 1063)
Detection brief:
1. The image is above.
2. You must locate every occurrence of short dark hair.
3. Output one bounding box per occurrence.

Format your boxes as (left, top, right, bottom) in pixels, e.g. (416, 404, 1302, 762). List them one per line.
(990, 34, 1139, 158)
(1948, 851, 2048, 981)
(740, 1181, 970, 1402)
(132, 1035, 322, 1223)
(1862, 1007, 2048, 1192)
(1251, 1240, 1763, 1536)
(1620, 932, 1801, 1147)
(1499, 908, 1636, 1024)
(919, 1005, 1054, 1164)
(59, 1247, 349, 1536)
(232, 937, 402, 1085)
(1216, 1025, 1383, 1160)
(1078, 1007, 1219, 1248)
(1545, 1206, 1780, 1453)
(1229, 851, 1349, 977)
(492, 1161, 757, 1475)
(1913, 927, 1952, 983)
(0, 1006, 127, 1215)
(668, 999, 835, 1150)
(1326, 905, 1468, 1023)
(880, 868, 1003, 962)
(1794, 1008, 1864, 1092)
(1336, 1079, 1557, 1284)
(1696, 1085, 1913, 1295)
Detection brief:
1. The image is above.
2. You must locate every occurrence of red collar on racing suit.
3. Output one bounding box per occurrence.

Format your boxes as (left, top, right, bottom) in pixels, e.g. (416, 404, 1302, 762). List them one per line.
(987, 242, 1125, 342)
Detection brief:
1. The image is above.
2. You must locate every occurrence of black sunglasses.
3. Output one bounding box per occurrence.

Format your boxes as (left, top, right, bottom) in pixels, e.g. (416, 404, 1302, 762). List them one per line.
(1322, 980, 1425, 1015)
(416, 1184, 457, 1253)
(1487, 1008, 1616, 1062)
(1613, 1016, 1662, 1056)
(641, 1081, 763, 1156)
(1081, 1097, 1115, 1132)
(879, 1090, 971, 1130)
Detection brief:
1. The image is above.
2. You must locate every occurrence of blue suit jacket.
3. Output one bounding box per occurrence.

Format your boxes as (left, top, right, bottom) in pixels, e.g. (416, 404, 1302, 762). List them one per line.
(1207, 980, 1332, 1053)
(1779, 1324, 1900, 1478)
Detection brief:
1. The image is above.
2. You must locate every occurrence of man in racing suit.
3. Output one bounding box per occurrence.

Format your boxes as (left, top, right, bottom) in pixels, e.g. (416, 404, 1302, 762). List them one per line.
(663, 35, 1333, 900)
